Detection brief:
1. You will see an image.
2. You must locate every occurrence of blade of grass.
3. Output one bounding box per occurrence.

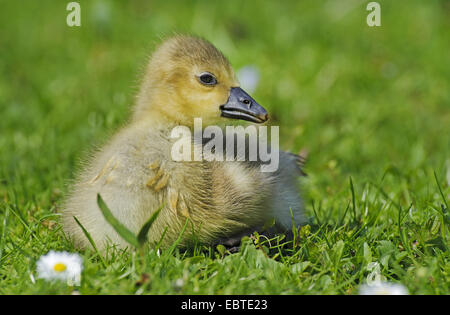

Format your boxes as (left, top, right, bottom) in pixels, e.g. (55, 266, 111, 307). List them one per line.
(311, 200, 322, 226)
(165, 218, 189, 258)
(0, 205, 10, 268)
(289, 208, 298, 249)
(155, 226, 169, 253)
(97, 193, 139, 248)
(7, 204, 42, 244)
(73, 216, 107, 267)
(337, 201, 351, 227)
(434, 171, 448, 209)
(349, 176, 357, 222)
(137, 204, 164, 246)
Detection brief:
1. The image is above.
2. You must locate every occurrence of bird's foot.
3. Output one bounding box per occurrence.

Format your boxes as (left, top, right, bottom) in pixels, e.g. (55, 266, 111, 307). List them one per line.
(168, 188, 190, 218)
(216, 225, 275, 251)
(146, 160, 170, 192)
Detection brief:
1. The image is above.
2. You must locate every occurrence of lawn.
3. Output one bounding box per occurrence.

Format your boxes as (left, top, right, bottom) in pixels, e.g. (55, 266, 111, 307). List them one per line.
(0, 0, 448, 295)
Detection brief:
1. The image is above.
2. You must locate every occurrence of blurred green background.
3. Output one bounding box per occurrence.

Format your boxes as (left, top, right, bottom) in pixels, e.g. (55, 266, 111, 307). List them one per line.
(0, 0, 448, 294)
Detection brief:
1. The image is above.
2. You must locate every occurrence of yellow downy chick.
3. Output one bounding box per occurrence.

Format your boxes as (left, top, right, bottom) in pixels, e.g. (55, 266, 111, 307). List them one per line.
(61, 35, 305, 250)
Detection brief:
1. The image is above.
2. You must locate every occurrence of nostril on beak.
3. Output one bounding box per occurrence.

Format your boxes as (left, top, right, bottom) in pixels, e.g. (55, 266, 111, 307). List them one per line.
(241, 98, 251, 107)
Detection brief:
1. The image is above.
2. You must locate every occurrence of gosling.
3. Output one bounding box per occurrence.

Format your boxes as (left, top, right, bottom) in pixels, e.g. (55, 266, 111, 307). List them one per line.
(62, 35, 306, 250)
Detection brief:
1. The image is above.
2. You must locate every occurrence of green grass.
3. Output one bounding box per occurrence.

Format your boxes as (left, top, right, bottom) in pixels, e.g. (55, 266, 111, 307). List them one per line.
(0, 0, 449, 294)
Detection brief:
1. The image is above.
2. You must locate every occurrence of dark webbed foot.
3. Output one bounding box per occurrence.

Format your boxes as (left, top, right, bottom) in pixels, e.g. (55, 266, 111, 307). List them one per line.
(219, 233, 248, 247)
(215, 225, 277, 251)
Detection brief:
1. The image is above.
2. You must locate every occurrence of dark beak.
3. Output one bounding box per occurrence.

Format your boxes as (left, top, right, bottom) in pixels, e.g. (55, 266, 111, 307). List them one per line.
(220, 87, 268, 123)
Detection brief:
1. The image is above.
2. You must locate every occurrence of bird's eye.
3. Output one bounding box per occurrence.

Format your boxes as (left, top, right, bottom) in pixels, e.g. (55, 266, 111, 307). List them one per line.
(198, 72, 217, 86)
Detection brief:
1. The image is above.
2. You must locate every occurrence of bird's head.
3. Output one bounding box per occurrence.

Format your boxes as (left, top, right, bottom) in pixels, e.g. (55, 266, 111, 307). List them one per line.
(134, 35, 268, 127)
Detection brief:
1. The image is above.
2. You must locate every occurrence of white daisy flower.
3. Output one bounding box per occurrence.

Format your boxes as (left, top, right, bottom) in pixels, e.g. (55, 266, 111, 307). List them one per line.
(359, 282, 409, 295)
(36, 251, 83, 286)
